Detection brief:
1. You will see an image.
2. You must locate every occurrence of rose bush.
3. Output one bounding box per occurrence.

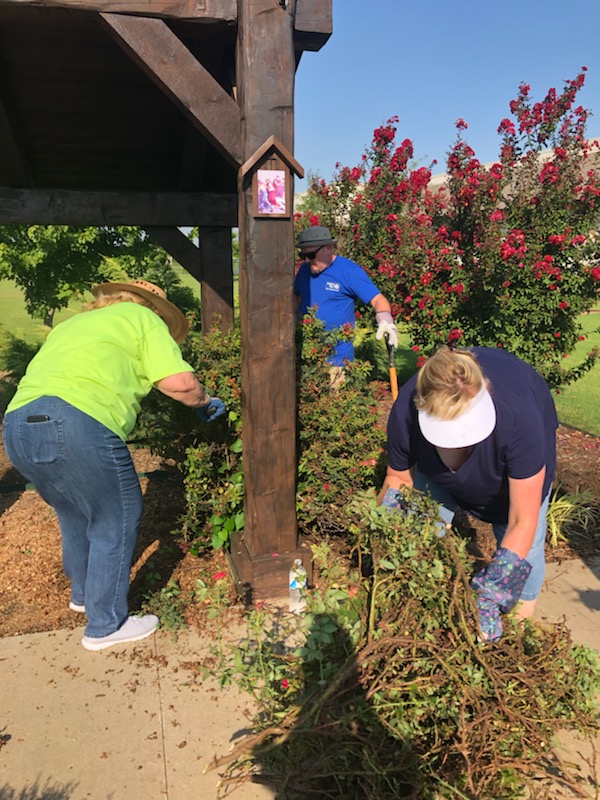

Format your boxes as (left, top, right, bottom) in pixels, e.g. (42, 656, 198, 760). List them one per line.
(296, 70, 600, 387)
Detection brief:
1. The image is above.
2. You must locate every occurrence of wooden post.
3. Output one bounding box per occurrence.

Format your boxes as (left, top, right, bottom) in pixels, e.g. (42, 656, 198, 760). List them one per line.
(230, 0, 308, 600)
(198, 226, 234, 333)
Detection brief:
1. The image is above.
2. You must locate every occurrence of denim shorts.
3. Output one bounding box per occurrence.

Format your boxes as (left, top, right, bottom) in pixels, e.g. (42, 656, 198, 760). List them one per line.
(413, 470, 549, 601)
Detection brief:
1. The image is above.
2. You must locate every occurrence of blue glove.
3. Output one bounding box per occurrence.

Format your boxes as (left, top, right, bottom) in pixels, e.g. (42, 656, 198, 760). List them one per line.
(196, 397, 226, 423)
(380, 486, 448, 536)
(471, 547, 532, 642)
(380, 486, 411, 511)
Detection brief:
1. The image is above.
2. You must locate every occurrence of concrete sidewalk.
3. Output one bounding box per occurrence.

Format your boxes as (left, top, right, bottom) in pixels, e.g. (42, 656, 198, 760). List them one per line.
(0, 626, 273, 800)
(1, 557, 599, 800)
(536, 557, 600, 798)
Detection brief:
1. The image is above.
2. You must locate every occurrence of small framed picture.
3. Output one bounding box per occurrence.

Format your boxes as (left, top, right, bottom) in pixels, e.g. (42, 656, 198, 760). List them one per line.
(253, 167, 289, 218)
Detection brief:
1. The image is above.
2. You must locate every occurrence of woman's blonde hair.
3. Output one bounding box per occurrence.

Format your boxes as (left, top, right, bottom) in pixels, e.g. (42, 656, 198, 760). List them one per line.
(85, 290, 158, 314)
(415, 346, 485, 420)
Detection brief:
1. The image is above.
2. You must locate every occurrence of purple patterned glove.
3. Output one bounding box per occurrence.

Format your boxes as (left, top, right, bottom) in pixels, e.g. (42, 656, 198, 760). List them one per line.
(471, 547, 532, 642)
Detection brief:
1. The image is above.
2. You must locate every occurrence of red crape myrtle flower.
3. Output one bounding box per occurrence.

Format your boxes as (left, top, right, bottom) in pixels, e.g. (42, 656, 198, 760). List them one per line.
(294, 70, 598, 389)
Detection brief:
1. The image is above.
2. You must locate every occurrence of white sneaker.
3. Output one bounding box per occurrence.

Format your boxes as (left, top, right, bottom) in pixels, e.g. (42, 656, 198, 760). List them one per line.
(69, 601, 86, 613)
(81, 615, 159, 651)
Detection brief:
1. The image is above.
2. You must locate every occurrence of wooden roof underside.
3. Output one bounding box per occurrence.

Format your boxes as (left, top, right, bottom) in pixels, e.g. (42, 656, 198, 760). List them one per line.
(0, 0, 331, 225)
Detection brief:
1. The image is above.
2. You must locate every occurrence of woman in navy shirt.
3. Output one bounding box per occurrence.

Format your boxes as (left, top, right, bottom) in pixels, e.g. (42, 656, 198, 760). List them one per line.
(383, 345, 558, 641)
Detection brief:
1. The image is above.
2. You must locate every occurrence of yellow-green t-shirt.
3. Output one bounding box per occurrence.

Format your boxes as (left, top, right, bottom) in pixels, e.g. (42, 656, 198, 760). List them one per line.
(6, 303, 194, 439)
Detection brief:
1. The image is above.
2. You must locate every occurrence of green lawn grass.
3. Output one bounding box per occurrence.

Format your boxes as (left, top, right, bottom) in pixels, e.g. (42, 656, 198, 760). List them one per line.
(551, 311, 600, 435)
(174, 264, 200, 292)
(0, 267, 200, 342)
(0, 279, 80, 343)
(1, 277, 598, 434)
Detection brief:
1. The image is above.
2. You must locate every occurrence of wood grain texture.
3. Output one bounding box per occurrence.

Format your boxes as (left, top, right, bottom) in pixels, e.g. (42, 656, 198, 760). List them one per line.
(101, 13, 242, 167)
(0, 188, 237, 225)
(1, 0, 237, 22)
(237, 0, 298, 559)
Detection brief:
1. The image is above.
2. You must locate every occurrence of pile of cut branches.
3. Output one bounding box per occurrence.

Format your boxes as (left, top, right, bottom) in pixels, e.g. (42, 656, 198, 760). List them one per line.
(208, 491, 599, 799)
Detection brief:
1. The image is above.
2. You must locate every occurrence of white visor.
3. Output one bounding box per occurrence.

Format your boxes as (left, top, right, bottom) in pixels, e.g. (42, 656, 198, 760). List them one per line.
(417, 386, 496, 448)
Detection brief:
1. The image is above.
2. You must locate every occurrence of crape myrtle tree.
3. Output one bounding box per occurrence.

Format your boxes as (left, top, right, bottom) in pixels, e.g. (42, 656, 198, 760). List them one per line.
(296, 69, 600, 388)
(0, 225, 197, 327)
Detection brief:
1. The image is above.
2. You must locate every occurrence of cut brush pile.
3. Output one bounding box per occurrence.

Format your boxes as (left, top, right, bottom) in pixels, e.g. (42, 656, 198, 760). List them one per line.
(208, 491, 599, 799)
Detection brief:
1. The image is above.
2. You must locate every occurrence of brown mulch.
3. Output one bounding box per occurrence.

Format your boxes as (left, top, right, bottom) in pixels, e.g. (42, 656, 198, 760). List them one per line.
(0, 420, 599, 638)
(555, 424, 600, 497)
(0, 444, 198, 637)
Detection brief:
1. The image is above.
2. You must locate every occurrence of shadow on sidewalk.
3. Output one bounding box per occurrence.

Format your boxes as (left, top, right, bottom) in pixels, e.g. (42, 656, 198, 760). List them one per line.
(221, 612, 424, 799)
(0, 776, 78, 800)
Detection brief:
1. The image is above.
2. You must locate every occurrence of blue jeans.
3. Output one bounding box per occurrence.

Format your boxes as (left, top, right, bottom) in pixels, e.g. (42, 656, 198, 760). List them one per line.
(3, 398, 143, 637)
(414, 471, 550, 601)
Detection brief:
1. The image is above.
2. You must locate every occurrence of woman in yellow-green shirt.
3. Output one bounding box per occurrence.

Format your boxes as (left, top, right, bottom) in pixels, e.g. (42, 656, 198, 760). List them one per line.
(3, 280, 225, 651)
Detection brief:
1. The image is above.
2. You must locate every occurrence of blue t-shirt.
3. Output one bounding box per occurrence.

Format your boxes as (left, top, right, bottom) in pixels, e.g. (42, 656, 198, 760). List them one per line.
(294, 255, 381, 365)
(387, 348, 558, 522)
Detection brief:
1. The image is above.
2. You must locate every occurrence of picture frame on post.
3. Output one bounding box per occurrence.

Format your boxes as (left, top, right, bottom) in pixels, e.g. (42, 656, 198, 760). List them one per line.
(254, 167, 288, 217)
(241, 136, 304, 221)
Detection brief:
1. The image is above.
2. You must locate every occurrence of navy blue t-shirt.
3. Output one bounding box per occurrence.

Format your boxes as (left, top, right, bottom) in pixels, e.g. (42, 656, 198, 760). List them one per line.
(387, 348, 558, 522)
(294, 255, 380, 365)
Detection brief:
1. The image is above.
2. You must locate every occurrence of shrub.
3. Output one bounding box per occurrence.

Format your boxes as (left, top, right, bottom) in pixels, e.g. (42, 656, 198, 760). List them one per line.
(297, 71, 600, 387)
(145, 313, 387, 553)
(134, 321, 244, 552)
(295, 310, 387, 533)
(0, 331, 41, 412)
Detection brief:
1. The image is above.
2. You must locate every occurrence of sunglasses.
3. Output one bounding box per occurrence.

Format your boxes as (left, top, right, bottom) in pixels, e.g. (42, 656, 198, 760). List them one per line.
(300, 246, 323, 261)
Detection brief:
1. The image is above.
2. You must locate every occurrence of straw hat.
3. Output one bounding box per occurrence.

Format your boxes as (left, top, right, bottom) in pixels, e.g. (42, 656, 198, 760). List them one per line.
(91, 280, 190, 343)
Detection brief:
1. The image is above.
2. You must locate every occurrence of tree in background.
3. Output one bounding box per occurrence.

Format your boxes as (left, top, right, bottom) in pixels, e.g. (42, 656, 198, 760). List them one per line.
(297, 70, 600, 388)
(0, 226, 108, 326)
(103, 227, 198, 323)
(0, 225, 197, 327)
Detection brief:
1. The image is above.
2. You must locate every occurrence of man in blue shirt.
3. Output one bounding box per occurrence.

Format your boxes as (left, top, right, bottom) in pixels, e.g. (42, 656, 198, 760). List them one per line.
(382, 345, 558, 642)
(294, 226, 398, 366)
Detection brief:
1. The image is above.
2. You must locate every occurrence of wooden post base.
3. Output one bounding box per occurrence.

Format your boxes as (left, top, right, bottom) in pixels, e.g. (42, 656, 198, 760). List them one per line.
(227, 532, 312, 604)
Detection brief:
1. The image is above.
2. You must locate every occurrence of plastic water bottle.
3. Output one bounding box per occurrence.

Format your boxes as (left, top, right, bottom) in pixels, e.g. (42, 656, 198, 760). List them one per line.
(289, 558, 307, 613)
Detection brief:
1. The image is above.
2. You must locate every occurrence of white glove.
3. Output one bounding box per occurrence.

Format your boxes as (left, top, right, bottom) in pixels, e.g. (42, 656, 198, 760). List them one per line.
(375, 311, 398, 348)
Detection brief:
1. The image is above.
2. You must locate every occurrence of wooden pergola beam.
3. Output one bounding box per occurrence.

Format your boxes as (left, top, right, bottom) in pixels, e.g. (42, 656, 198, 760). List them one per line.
(0, 188, 237, 226)
(2, 0, 237, 22)
(100, 13, 242, 168)
(145, 226, 234, 331)
(198, 226, 235, 332)
(0, 0, 333, 604)
(144, 225, 203, 281)
(294, 0, 332, 51)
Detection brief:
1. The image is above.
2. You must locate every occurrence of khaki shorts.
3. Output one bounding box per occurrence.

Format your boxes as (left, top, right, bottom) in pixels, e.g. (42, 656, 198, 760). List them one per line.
(329, 366, 346, 391)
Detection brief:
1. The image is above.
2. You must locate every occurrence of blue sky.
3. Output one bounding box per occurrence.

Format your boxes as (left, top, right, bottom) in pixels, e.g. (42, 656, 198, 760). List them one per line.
(294, 0, 600, 192)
